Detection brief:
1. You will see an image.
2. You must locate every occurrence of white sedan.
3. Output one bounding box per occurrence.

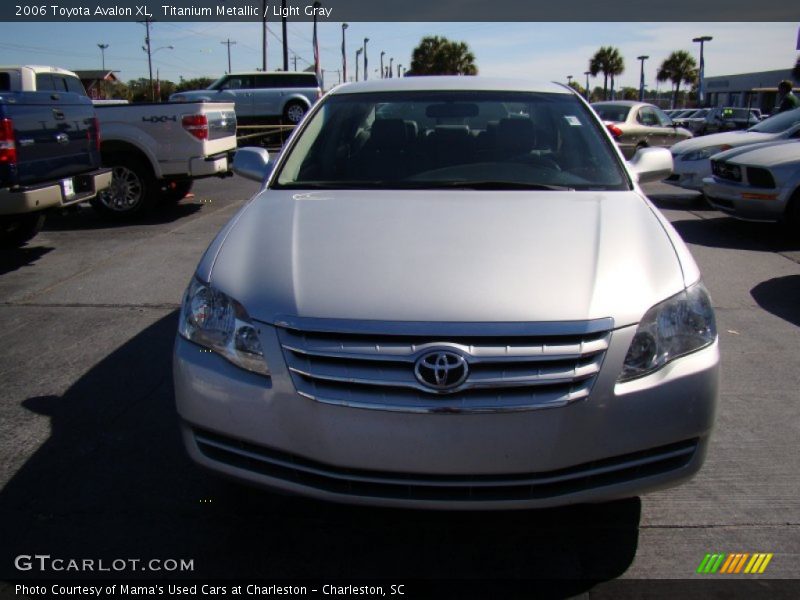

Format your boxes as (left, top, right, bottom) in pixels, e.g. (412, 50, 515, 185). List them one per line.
(668, 107, 800, 191)
(703, 139, 800, 224)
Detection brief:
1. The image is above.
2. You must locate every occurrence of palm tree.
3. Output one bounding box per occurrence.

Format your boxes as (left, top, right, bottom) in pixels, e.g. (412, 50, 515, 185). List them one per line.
(589, 47, 625, 100)
(408, 36, 478, 76)
(657, 51, 698, 109)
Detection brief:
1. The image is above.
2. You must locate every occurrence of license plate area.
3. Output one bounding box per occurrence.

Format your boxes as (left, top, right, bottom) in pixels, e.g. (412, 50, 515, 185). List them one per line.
(61, 178, 75, 202)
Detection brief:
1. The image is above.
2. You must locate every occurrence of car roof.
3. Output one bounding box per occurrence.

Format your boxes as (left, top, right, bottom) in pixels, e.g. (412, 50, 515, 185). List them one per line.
(0, 65, 79, 77)
(224, 71, 318, 77)
(329, 76, 572, 95)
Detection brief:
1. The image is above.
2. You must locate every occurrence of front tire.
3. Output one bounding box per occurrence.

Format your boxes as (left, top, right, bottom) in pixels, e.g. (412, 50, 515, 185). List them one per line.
(91, 155, 157, 219)
(0, 212, 46, 248)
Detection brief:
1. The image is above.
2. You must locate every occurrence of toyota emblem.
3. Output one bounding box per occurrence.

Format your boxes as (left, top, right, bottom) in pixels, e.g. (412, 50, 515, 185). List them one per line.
(414, 350, 469, 392)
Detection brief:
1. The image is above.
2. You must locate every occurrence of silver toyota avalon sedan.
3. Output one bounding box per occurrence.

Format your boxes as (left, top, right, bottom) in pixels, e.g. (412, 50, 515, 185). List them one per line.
(173, 77, 719, 510)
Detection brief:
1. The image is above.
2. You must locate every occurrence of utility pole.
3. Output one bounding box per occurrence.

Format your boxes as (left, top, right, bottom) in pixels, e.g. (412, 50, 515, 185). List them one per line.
(139, 17, 155, 102)
(261, 0, 268, 71)
(281, 0, 288, 71)
(389, 57, 393, 78)
(292, 53, 298, 71)
(221, 39, 237, 73)
(584, 71, 591, 100)
(380, 51, 385, 79)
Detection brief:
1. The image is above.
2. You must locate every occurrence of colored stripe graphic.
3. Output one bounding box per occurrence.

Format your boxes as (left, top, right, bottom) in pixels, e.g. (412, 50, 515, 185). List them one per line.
(697, 554, 713, 574)
(734, 553, 750, 573)
(698, 552, 773, 574)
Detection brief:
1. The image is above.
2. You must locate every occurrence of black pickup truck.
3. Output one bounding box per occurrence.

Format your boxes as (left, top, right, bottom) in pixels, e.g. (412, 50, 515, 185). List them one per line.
(0, 87, 111, 247)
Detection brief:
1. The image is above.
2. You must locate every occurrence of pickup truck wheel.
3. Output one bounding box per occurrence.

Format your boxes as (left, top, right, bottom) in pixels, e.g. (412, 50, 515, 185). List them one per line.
(91, 156, 157, 218)
(283, 101, 307, 124)
(160, 179, 194, 203)
(0, 212, 46, 248)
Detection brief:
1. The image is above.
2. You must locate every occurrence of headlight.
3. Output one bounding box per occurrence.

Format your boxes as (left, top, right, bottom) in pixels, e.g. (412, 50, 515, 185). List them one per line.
(178, 278, 270, 376)
(681, 146, 731, 161)
(619, 282, 716, 382)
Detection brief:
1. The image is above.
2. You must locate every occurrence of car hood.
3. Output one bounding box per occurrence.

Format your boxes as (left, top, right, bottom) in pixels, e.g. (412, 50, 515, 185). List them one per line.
(713, 139, 800, 167)
(671, 130, 776, 154)
(206, 190, 686, 327)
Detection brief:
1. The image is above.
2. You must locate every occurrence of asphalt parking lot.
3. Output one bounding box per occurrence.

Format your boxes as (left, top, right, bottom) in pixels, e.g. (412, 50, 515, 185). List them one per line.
(1, 177, 799, 592)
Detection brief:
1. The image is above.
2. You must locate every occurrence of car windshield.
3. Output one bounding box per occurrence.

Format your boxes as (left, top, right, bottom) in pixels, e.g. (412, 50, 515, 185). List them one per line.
(274, 90, 630, 191)
(749, 107, 800, 133)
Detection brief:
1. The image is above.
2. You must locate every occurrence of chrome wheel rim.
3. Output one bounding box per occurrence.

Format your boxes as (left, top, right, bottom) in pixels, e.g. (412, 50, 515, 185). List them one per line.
(99, 165, 143, 212)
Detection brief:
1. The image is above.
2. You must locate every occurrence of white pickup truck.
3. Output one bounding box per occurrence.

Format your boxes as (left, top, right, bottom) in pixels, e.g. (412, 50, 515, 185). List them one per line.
(0, 65, 238, 219)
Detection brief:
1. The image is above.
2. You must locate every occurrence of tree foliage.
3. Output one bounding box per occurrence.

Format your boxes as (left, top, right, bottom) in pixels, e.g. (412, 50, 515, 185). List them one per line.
(589, 47, 625, 100)
(408, 36, 478, 76)
(657, 51, 698, 109)
(175, 77, 215, 92)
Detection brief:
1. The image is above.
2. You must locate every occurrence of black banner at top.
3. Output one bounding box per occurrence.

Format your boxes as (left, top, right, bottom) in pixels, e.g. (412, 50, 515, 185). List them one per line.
(2, 0, 799, 22)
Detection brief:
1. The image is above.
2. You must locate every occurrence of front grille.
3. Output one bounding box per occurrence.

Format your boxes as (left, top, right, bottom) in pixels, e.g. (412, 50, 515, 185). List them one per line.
(711, 160, 741, 182)
(193, 427, 698, 502)
(746, 167, 775, 189)
(276, 319, 612, 413)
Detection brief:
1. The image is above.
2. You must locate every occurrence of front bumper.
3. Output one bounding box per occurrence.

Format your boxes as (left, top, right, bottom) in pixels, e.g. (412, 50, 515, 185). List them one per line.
(665, 158, 709, 191)
(0, 168, 112, 215)
(702, 177, 789, 222)
(173, 323, 719, 510)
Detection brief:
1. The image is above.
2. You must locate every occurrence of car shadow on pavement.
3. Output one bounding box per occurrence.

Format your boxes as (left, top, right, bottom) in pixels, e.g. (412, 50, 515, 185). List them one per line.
(41, 202, 204, 232)
(669, 216, 800, 253)
(0, 245, 53, 276)
(0, 311, 640, 591)
(751, 275, 800, 328)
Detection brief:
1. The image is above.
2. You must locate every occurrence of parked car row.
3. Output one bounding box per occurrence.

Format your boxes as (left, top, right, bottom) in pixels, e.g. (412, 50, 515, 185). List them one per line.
(666, 107, 800, 225)
(0, 65, 240, 244)
(592, 101, 693, 158)
(666, 107, 763, 136)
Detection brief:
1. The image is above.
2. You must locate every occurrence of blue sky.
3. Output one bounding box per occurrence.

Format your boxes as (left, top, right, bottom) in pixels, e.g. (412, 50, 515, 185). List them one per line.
(1, 21, 797, 90)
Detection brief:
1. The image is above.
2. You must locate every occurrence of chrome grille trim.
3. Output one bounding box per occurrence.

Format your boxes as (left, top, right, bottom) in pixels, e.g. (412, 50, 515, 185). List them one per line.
(276, 319, 613, 413)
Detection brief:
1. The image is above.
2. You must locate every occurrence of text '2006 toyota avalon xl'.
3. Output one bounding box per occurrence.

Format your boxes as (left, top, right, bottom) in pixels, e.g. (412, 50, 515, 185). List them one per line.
(173, 77, 719, 510)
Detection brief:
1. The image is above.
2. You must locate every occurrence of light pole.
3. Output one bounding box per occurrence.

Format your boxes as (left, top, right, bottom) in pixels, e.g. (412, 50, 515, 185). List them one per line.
(97, 43, 109, 71)
(567, 75, 573, 86)
(149, 46, 173, 102)
(341, 23, 348, 83)
(397, 64, 402, 78)
(584, 70, 591, 100)
(355, 48, 362, 81)
(693, 36, 712, 106)
(380, 51, 385, 79)
(389, 57, 393, 78)
(637, 55, 649, 102)
(363, 38, 369, 81)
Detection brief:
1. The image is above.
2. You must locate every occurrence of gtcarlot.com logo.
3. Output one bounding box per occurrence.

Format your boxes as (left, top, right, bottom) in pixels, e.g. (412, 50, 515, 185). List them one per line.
(14, 554, 194, 573)
(696, 552, 773, 574)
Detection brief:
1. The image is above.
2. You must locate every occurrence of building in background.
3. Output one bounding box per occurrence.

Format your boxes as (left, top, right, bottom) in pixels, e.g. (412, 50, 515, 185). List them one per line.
(73, 70, 118, 99)
(705, 69, 800, 115)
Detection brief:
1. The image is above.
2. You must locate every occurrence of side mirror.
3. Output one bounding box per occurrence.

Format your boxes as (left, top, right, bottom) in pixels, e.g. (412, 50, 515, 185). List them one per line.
(629, 146, 673, 183)
(233, 147, 273, 183)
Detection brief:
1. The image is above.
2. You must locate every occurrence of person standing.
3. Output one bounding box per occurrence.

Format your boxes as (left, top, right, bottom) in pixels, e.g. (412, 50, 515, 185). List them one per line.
(776, 80, 800, 113)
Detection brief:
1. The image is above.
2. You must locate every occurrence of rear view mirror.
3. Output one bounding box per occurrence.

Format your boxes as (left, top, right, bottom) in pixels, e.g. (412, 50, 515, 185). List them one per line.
(425, 103, 479, 118)
(233, 147, 273, 183)
(629, 147, 673, 183)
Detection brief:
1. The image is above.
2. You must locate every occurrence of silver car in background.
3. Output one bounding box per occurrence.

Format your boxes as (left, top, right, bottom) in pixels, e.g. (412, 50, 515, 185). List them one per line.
(174, 77, 719, 509)
(703, 139, 800, 223)
(592, 100, 692, 159)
